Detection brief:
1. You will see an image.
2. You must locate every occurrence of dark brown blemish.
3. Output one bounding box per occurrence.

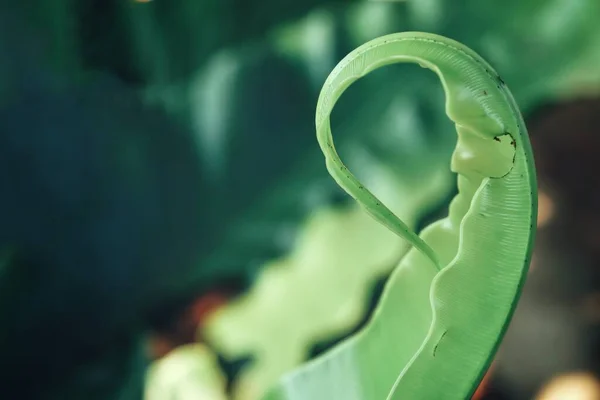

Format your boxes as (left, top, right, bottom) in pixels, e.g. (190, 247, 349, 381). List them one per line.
(433, 330, 448, 357)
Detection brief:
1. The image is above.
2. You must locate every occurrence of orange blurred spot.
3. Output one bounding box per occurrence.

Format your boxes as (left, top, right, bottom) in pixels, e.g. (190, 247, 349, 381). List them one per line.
(536, 372, 600, 400)
(472, 365, 494, 400)
(148, 336, 175, 360)
(149, 291, 230, 359)
(537, 190, 555, 228)
(190, 292, 230, 326)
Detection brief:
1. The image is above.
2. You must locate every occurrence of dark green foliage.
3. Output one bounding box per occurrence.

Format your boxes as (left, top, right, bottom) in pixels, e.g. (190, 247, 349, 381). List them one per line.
(0, 40, 208, 399)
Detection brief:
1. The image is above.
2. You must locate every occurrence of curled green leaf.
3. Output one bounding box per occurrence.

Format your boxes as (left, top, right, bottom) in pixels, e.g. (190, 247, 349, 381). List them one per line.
(264, 32, 537, 400)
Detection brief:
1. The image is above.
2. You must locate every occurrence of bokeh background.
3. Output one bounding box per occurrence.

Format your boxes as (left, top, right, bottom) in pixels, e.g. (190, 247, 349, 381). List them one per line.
(1, 0, 600, 399)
